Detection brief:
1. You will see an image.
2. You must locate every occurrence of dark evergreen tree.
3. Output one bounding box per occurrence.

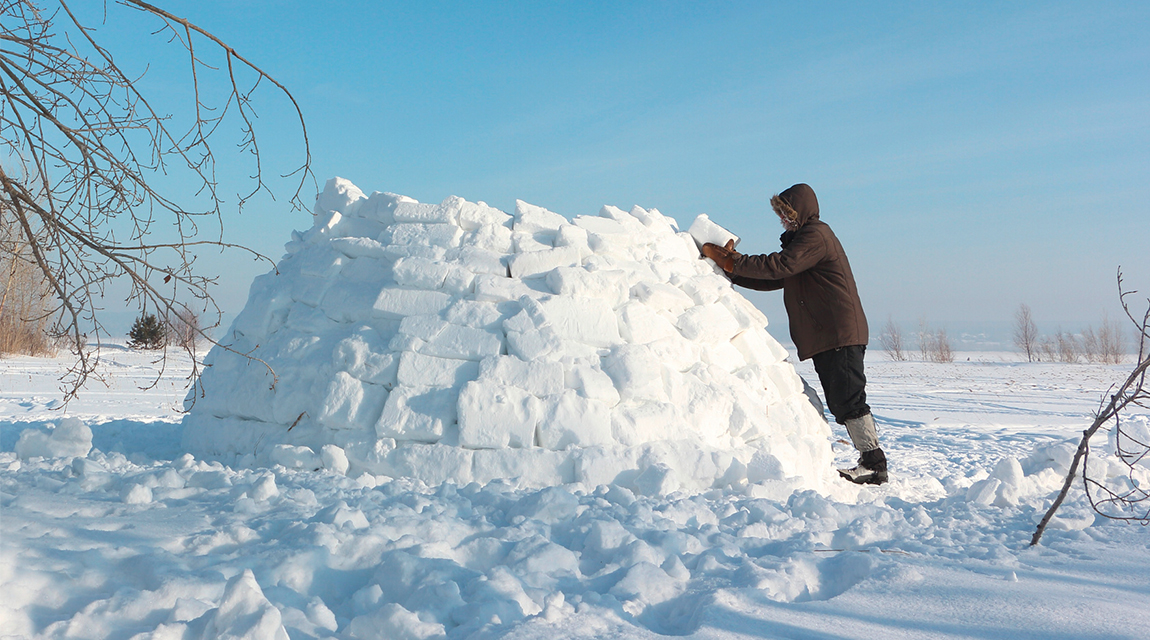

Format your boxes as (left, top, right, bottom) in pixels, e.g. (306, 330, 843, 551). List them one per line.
(128, 314, 166, 350)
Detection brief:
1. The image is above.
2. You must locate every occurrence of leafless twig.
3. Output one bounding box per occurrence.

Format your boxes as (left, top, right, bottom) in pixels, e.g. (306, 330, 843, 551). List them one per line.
(0, 0, 310, 398)
(1032, 269, 1149, 545)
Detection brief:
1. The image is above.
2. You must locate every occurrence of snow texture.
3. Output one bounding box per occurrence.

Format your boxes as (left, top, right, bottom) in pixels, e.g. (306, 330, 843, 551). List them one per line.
(181, 178, 832, 493)
(3, 347, 1150, 639)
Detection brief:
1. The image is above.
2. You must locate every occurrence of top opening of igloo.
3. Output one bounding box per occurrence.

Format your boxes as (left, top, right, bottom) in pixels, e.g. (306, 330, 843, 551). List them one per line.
(182, 177, 835, 496)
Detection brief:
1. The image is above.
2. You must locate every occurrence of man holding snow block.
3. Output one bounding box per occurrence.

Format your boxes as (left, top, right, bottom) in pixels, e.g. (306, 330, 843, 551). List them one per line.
(701, 183, 887, 485)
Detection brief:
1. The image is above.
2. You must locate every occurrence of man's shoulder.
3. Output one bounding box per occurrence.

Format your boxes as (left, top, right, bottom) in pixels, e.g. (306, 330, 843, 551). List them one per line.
(797, 219, 835, 241)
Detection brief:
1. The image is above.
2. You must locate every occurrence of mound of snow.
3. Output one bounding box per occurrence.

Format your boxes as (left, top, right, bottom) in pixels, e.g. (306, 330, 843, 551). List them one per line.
(182, 178, 835, 494)
(15, 418, 93, 459)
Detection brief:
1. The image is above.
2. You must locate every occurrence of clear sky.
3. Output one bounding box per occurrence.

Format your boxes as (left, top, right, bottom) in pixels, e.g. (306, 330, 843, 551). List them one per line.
(90, 1, 1149, 341)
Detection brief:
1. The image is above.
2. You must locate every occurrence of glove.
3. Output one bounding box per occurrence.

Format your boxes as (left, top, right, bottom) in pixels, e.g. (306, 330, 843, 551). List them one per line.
(701, 239, 738, 272)
(780, 230, 797, 248)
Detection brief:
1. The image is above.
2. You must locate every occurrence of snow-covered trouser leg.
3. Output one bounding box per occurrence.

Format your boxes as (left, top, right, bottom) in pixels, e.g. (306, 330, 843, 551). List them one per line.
(844, 413, 880, 453)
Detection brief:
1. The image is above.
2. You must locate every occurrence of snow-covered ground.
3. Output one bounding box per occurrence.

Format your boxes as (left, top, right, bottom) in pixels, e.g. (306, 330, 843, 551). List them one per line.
(3, 346, 1149, 639)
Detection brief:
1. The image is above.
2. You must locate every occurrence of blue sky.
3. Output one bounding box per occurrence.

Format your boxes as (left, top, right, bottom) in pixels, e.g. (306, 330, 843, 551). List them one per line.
(92, 1, 1149, 341)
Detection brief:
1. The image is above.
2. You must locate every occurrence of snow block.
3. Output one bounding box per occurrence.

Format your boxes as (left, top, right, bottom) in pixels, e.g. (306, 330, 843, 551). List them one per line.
(444, 299, 513, 331)
(545, 268, 629, 308)
(316, 177, 367, 217)
(478, 355, 565, 397)
(514, 200, 568, 235)
(535, 295, 622, 347)
(393, 256, 453, 290)
(396, 351, 479, 388)
(687, 213, 740, 251)
(372, 288, 453, 319)
(567, 363, 621, 405)
(457, 381, 541, 448)
(505, 327, 564, 362)
(677, 304, 741, 343)
(393, 199, 456, 225)
(422, 324, 504, 361)
(455, 246, 509, 276)
(508, 246, 584, 279)
(456, 198, 512, 231)
(317, 372, 389, 431)
(377, 386, 458, 442)
(473, 274, 534, 303)
(538, 391, 614, 449)
(731, 330, 788, 366)
(383, 223, 463, 249)
(465, 223, 514, 254)
(616, 301, 680, 344)
(630, 282, 695, 315)
(330, 237, 389, 260)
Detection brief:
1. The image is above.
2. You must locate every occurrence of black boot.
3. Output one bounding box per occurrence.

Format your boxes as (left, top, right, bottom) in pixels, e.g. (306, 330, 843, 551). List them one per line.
(838, 448, 888, 485)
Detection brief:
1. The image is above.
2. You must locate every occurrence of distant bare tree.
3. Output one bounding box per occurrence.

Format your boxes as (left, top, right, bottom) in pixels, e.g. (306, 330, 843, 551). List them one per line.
(878, 316, 906, 361)
(1, 1, 311, 397)
(1082, 314, 1128, 365)
(1098, 313, 1127, 364)
(166, 307, 200, 350)
(1032, 270, 1149, 546)
(1082, 326, 1099, 362)
(1056, 330, 1080, 364)
(929, 328, 954, 363)
(0, 209, 53, 354)
(918, 317, 930, 362)
(1014, 303, 1038, 362)
(916, 319, 954, 363)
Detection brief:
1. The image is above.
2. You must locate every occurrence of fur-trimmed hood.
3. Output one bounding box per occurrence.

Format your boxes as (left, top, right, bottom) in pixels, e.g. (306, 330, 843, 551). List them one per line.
(771, 183, 820, 229)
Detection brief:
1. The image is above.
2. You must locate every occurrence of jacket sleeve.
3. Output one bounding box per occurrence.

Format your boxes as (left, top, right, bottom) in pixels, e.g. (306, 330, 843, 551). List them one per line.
(727, 273, 783, 291)
(729, 226, 827, 281)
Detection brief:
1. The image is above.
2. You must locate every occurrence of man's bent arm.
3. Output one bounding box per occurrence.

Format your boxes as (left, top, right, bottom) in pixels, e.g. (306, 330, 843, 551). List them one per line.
(727, 274, 783, 291)
(730, 228, 827, 280)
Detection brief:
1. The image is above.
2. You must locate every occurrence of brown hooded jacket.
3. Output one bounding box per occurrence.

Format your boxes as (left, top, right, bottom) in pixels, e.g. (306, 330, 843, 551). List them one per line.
(727, 184, 868, 360)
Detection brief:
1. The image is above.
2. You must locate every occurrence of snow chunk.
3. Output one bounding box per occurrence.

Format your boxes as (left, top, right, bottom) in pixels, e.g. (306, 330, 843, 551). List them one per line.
(15, 418, 92, 459)
(348, 603, 445, 640)
(508, 246, 584, 279)
(377, 386, 458, 443)
(373, 288, 453, 319)
(458, 381, 541, 448)
(514, 200, 568, 235)
(316, 176, 366, 217)
(479, 355, 564, 396)
(537, 391, 613, 449)
(688, 213, 740, 251)
(201, 569, 289, 640)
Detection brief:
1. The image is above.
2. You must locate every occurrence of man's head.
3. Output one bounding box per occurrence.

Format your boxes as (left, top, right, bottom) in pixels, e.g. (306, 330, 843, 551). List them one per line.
(771, 183, 819, 231)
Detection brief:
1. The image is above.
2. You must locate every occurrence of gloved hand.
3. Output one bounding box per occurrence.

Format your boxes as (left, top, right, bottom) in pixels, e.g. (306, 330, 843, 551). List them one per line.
(701, 239, 738, 272)
(780, 230, 797, 248)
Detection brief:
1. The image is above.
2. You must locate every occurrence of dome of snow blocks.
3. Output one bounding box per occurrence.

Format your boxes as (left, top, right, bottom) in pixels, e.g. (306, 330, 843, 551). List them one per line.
(182, 177, 835, 494)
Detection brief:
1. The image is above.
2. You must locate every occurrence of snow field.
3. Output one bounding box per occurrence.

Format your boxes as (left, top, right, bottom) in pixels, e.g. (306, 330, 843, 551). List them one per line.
(0, 412, 1143, 639)
(4, 350, 1150, 638)
(182, 178, 833, 494)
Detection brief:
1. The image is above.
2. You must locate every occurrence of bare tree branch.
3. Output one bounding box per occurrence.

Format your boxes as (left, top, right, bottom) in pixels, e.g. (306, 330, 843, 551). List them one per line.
(0, 0, 308, 398)
(1032, 269, 1149, 546)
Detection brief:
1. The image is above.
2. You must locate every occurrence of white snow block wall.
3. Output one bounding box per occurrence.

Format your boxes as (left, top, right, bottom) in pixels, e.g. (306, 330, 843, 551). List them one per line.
(182, 177, 835, 494)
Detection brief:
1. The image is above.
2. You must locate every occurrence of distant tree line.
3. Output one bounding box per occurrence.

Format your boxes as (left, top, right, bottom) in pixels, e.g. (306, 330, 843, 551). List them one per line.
(1014, 303, 1127, 364)
(876, 305, 1130, 365)
(878, 317, 953, 363)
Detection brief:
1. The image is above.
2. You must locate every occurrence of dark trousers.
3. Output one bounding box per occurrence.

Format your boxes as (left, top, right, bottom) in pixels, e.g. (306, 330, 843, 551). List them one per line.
(811, 345, 870, 424)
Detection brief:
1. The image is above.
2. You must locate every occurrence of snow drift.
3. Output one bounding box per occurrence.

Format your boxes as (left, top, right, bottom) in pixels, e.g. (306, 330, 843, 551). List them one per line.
(182, 178, 834, 493)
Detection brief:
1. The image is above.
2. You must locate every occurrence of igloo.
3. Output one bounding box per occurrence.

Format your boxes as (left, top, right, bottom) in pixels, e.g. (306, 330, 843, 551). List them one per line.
(182, 178, 837, 494)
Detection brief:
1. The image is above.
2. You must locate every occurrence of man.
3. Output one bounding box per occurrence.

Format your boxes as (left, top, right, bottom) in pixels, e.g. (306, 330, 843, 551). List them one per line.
(701, 183, 888, 485)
